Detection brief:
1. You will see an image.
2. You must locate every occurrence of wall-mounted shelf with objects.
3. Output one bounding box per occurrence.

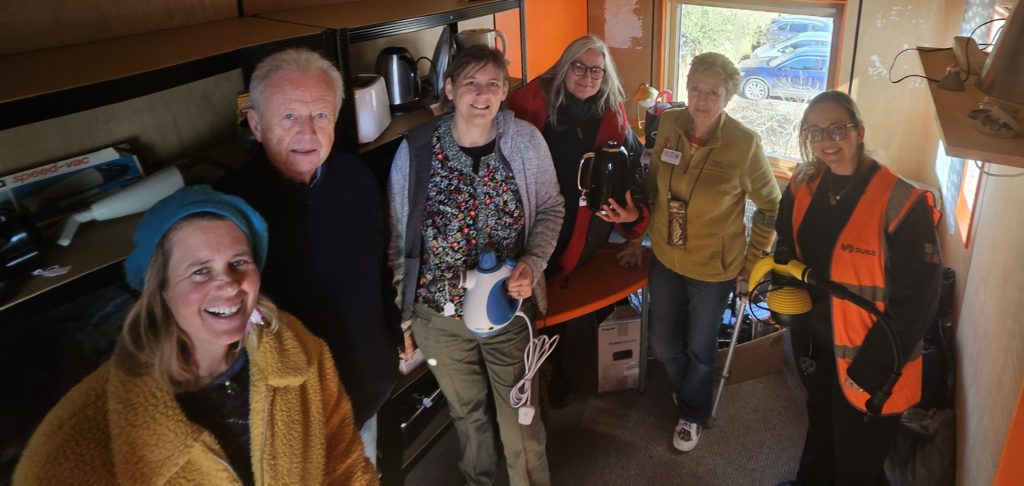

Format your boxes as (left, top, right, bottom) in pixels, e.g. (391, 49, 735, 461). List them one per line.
(0, 140, 249, 321)
(0, 17, 326, 131)
(356, 76, 523, 155)
(917, 48, 1024, 169)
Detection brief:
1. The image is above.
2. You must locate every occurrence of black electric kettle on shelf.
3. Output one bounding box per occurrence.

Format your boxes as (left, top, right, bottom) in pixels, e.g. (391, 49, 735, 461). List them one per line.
(376, 46, 432, 115)
(577, 142, 631, 212)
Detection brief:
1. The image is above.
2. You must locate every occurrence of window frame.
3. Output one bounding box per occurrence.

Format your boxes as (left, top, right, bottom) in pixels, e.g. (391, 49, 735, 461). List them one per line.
(662, 0, 845, 103)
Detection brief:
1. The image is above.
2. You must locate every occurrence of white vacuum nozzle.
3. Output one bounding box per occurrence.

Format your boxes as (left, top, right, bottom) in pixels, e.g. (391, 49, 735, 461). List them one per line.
(57, 165, 185, 247)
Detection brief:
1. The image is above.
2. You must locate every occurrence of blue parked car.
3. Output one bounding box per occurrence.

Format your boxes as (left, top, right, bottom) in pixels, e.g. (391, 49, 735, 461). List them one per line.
(750, 32, 832, 60)
(738, 47, 830, 101)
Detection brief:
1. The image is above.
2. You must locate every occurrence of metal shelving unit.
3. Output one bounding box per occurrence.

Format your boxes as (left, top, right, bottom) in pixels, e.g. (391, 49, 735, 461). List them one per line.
(260, 0, 527, 151)
(0, 17, 325, 131)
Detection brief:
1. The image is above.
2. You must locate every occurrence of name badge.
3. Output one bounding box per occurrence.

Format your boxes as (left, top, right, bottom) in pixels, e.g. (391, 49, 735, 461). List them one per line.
(661, 148, 682, 166)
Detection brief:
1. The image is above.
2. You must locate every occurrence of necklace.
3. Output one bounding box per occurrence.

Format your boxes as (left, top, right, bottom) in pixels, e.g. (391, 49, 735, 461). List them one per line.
(826, 172, 852, 206)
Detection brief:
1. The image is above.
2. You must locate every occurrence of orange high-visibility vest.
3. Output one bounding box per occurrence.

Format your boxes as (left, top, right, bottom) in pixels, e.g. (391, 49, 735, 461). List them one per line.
(790, 164, 939, 415)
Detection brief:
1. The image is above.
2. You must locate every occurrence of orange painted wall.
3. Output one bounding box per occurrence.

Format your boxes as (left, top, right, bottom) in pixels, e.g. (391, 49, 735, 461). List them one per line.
(496, 0, 587, 81)
(995, 387, 1024, 485)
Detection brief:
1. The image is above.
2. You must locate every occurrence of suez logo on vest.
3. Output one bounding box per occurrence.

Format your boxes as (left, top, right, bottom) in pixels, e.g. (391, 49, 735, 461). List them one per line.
(840, 242, 877, 256)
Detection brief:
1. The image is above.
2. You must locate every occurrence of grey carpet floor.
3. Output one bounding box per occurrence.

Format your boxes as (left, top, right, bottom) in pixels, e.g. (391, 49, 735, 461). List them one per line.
(404, 318, 809, 486)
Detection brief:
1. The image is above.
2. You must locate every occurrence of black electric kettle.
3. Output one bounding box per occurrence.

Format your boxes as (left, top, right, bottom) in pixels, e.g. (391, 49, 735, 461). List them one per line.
(577, 142, 631, 212)
(376, 47, 431, 113)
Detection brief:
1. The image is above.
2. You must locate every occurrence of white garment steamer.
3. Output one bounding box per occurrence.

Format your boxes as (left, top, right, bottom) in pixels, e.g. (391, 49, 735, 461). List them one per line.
(453, 248, 559, 424)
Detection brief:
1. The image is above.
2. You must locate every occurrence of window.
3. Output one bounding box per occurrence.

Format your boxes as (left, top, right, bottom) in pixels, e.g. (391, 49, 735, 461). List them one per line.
(664, 1, 842, 160)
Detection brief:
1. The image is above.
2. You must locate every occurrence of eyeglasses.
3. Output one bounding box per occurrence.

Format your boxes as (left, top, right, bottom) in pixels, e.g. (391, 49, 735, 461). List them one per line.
(686, 85, 724, 102)
(803, 123, 858, 143)
(570, 61, 606, 80)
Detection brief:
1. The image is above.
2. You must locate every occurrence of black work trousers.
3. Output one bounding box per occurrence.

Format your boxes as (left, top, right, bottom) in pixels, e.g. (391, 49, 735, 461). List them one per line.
(790, 314, 901, 486)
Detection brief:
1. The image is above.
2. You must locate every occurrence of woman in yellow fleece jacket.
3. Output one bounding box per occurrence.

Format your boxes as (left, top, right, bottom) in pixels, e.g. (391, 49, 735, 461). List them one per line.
(14, 186, 376, 485)
(640, 52, 780, 454)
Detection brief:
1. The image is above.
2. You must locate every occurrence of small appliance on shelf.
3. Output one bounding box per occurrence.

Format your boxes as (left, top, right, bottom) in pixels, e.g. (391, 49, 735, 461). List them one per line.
(352, 74, 391, 144)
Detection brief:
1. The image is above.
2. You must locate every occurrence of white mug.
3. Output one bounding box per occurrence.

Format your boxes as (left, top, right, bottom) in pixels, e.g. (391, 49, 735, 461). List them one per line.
(456, 29, 507, 55)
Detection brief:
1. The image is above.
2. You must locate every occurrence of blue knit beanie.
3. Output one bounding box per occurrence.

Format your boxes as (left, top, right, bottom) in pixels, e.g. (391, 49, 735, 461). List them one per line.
(124, 185, 268, 291)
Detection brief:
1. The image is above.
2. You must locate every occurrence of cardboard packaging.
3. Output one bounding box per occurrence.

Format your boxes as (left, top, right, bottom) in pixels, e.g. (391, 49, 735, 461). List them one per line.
(0, 146, 143, 225)
(597, 305, 642, 393)
(716, 328, 788, 385)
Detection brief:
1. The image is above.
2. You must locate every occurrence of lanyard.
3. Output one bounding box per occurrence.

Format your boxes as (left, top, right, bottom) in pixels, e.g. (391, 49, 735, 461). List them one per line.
(666, 129, 711, 204)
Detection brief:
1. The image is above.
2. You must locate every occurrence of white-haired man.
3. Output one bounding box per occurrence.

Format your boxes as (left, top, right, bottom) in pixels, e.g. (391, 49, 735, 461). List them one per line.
(217, 48, 402, 466)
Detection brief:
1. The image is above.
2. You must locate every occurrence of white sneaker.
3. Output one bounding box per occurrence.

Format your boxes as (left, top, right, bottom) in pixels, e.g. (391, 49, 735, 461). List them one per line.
(672, 419, 701, 452)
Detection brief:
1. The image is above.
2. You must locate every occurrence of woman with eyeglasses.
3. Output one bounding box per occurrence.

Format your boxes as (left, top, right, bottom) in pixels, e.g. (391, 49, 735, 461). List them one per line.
(774, 91, 941, 486)
(639, 52, 781, 453)
(508, 35, 650, 409)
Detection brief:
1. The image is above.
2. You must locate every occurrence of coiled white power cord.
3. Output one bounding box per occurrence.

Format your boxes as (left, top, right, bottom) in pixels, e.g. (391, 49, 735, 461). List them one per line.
(508, 311, 559, 425)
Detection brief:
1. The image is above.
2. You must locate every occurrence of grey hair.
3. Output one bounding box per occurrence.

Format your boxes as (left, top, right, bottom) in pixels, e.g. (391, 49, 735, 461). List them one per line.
(688, 52, 740, 101)
(542, 35, 626, 129)
(249, 48, 344, 113)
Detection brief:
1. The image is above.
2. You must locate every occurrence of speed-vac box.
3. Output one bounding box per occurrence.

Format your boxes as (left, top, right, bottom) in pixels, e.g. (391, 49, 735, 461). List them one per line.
(597, 305, 641, 393)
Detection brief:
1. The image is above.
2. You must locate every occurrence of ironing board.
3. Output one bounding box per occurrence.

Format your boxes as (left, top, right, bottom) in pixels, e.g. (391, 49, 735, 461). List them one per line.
(537, 242, 653, 392)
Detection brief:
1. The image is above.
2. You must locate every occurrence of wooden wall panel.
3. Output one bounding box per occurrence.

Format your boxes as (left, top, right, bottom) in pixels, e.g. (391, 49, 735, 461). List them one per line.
(0, 0, 237, 56)
(848, 0, 960, 185)
(0, 71, 242, 176)
(955, 162, 1024, 486)
(242, 0, 357, 16)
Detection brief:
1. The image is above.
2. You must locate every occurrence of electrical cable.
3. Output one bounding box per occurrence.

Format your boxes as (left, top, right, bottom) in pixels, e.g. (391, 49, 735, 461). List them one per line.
(887, 18, 1005, 86)
(508, 312, 559, 425)
(887, 47, 950, 84)
(960, 18, 1007, 83)
(974, 160, 1024, 178)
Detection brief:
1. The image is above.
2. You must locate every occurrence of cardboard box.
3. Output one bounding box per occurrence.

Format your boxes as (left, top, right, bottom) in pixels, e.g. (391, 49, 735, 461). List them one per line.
(597, 305, 642, 393)
(0, 147, 143, 224)
(716, 328, 788, 385)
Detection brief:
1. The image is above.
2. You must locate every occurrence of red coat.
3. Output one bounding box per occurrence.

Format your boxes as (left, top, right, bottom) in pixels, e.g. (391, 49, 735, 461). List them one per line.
(508, 78, 650, 280)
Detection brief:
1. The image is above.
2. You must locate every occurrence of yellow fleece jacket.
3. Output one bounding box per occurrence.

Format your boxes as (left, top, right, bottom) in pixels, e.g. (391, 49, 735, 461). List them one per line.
(13, 312, 377, 486)
(646, 108, 781, 281)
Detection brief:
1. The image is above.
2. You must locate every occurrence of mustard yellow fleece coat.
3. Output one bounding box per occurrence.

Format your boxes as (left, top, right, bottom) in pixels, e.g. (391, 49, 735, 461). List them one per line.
(646, 108, 781, 281)
(13, 312, 378, 486)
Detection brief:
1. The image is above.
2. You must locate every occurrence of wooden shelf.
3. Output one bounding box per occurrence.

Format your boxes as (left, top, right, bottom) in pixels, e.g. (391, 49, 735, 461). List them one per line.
(259, 0, 520, 42)
(0, 17, 324, 130)
(357, 77, 525, 154)
(918, 48, 1024, 169)
(1, 213, 141, 313)
(359, 107, 437, 154)
(0, 141, 247, 314)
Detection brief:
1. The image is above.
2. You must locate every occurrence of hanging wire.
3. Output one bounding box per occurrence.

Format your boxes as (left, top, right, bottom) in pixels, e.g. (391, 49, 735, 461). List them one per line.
(887, 17, 1006, 85)
(887, 47, 948, 84)
(974, 160, 1024, 178)
(960, 18, 1007, 83)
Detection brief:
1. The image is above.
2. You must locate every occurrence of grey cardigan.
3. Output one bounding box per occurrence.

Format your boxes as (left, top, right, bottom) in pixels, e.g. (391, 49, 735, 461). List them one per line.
(388, 111, 564, 328)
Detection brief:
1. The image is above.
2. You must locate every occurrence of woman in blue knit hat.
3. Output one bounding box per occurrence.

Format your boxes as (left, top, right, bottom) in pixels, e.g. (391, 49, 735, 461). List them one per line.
(14, 186, 377, 485)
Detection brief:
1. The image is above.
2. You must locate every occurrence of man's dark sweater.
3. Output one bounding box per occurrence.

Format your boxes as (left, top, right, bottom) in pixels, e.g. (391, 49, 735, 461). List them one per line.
(217, 149, 402, 427)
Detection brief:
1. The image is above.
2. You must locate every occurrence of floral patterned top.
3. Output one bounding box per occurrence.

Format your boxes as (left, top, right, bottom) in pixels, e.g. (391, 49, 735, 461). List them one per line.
(417, 114, 525, 318)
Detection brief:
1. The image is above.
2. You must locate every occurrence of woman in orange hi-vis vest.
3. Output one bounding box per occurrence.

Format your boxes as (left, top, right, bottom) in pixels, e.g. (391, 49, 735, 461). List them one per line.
(775, 91, 941, 486)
